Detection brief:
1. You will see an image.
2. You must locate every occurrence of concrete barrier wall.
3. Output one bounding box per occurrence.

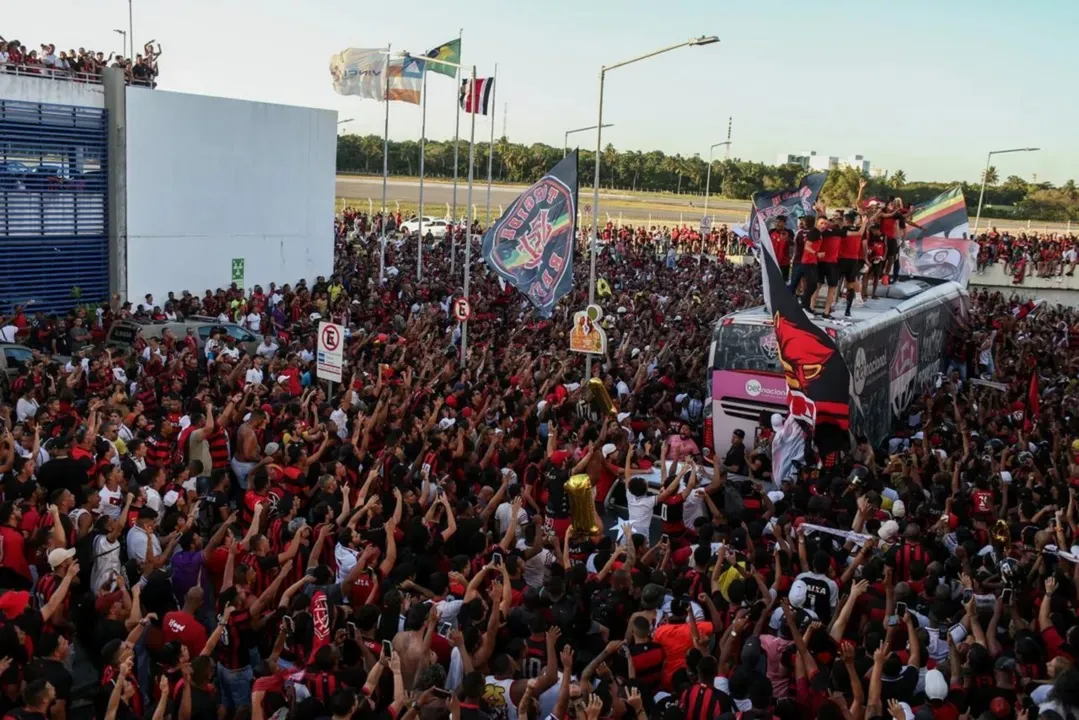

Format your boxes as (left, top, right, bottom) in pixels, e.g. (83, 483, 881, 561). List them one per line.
(123, 88, 337, 301)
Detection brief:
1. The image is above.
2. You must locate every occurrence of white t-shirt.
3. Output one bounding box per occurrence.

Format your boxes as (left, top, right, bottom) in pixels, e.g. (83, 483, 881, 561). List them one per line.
(15, 397, 39, 423)
(335, 543, 359, 585)
(91, 535, 122, 593)
(245, 368, 264, 386)
(98, 485, 124, 519)
(219, 345, 240, 360)
(246, 313, 261, 332)
(256, 342, 278, 360)
(626, 492, 656, 537)
(517, 538, 555, 588)
(0, 325, 17, 343)
(495, 501, 528, 539)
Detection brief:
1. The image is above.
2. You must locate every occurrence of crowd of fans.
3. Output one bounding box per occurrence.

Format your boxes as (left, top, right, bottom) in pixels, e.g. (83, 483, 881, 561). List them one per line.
(975, 230, 1079, 285)
(0, 34, 161, 87)
(0, 209, 1077, 720)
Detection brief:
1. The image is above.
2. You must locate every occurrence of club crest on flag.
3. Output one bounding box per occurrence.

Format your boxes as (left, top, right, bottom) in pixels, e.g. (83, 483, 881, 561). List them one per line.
(482, 153, 578, 316)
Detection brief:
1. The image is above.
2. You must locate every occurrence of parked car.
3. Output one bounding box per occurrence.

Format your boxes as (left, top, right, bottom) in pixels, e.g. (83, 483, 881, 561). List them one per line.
(0, 342, 69, 402)
(106, 317, 261, 356)
(399, 216, 450, 238)
(0, 161, 30, 191)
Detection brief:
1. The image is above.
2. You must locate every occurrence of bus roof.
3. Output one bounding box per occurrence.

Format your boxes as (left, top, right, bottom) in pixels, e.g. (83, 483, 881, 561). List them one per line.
(717, 278, 968, 334)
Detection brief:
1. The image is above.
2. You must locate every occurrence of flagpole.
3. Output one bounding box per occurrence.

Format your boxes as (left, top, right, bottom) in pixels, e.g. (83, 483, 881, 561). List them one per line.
(485, 63, 497, 226)
(461, 64, 477, 368)
(450, 27, 463, 274)
(379, 44, 391, 285)
(417, 67, 428, 281)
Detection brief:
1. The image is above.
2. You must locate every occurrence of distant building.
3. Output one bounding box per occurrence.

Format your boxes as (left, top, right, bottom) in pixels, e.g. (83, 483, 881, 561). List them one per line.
(809, 155, 839, 172)
(778, 150, 871, 175)
(840, 154, 871, 174)
(870, 167, 887, 179)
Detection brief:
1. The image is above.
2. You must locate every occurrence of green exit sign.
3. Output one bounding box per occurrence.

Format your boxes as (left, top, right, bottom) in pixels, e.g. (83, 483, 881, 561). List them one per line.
(231, 258, 245, 285)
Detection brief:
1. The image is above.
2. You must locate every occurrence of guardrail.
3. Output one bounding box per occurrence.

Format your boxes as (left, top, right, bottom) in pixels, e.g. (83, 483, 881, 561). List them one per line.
(0, 62, 155, 87)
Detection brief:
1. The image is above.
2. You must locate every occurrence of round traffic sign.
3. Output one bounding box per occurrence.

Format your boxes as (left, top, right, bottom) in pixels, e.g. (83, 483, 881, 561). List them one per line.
(321, 324, 341, 351)
(452, 296, 472, 322)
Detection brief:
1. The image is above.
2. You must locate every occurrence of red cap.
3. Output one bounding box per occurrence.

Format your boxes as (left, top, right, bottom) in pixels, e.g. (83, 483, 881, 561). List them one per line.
(550, 450, 570, 467)
(445, 395, 458, 408)
(261, 403, 273, 413)
(0, 590, 30, 619)
(376, 333, 388, 343)
(461, 407, 472, 418)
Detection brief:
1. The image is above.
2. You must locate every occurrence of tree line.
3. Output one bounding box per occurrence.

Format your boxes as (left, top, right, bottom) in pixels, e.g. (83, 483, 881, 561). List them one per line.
(336, 134, 1079, 222)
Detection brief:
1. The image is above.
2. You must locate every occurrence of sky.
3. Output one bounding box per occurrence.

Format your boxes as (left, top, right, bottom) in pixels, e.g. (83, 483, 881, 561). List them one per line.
(8, 0, 1077, 184)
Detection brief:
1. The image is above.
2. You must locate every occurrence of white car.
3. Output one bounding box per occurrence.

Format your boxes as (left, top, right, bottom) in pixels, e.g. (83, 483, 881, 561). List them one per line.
(400, 216, 450, 239)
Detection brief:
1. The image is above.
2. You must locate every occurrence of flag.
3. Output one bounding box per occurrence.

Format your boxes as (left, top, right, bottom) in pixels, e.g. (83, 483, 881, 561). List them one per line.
(1012, 298, 1045, 320)
(426, 38, 461, 78)
(771, 412, 807, 485)
(748, 173, 828, 247)
(906, 186, 969, 241)
(329, 48, 388, 101)
(482, 152, 577, 316)
(460, 77, 494, 115)
(308, 590, 331, 663)
(757, 213, 850, 449)
(1028, 373, 1040, 421)
(328, 48, 424, 104)
(897, 187, 977, 285)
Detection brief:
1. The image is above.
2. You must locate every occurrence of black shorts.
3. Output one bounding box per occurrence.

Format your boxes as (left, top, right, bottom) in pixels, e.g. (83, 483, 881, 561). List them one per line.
(867, 258, 884, 278)
(819, 262, 840, 287)
(886, 238, 899, 257)
(839, 258, 861, 283)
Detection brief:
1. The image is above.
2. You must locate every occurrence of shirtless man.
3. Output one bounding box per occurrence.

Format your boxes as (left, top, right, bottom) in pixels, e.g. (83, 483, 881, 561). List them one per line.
(230, 408, 266, 489)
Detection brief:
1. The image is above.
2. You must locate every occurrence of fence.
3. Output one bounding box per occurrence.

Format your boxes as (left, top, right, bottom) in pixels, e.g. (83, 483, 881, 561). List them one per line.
(0, 62, 154, 87)
(0, 99, 110, 313)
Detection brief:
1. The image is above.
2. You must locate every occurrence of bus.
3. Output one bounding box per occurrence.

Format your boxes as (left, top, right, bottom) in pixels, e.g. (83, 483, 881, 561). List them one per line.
(705, 278, 969, 458)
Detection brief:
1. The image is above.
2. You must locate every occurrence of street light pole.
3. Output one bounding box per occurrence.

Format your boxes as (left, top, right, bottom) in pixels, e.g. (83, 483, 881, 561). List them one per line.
(703, 140, 731, 218)
(973, 147, 1040, 234)
(563, 123, 614, 159)
(113, 29, 127, 59)
(585, 35, 719, 380)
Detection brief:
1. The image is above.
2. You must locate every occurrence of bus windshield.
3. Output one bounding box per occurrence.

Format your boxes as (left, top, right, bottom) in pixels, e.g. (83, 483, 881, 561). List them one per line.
(713, 323, 782, 374)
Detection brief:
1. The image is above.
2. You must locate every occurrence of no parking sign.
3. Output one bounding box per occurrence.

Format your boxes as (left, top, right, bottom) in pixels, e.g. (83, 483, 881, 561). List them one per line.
(317, 321, 344, 382)
(452, 296, 472, 322)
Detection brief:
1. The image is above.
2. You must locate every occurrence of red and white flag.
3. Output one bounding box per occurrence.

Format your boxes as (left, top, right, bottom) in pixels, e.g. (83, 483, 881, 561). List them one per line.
(460, 77, 494, 115)
(1012, 298, 1045, 320)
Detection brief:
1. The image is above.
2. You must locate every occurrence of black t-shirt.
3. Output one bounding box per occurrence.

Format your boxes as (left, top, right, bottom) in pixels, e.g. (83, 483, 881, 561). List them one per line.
(24, 657, 72, 706)
(96, 618, 128, 652)
(724, 443, 747, 475)
(36, 458, 88, 500)
(879, 664, 919, 705)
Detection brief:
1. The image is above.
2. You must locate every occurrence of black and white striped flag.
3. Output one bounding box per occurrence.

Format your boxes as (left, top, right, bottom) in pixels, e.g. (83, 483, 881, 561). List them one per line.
(459, 77, 494, 115)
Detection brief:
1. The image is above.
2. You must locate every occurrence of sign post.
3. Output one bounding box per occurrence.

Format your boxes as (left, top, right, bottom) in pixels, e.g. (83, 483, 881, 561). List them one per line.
(231, 258, 245, 287)
(452, 296, 472, 323)
(316, 321, 344, 385)
(699, 216, 712, 234)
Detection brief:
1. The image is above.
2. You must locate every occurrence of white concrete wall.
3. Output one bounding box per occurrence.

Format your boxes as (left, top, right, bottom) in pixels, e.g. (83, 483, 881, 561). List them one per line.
(0, 72, 105, 108)
(123, 87, 336, 302)
(970, 265, 1079, 305)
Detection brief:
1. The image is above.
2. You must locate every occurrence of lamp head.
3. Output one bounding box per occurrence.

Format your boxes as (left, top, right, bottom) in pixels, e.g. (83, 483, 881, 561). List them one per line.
(690, 35, 720, 46)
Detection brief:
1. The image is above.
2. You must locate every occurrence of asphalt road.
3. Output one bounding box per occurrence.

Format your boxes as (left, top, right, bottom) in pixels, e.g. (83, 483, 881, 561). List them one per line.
(336, 175, 751, 225)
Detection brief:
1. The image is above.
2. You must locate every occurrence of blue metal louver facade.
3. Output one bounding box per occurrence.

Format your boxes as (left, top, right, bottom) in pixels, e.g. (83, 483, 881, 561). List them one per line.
(0, 99, 109, 314)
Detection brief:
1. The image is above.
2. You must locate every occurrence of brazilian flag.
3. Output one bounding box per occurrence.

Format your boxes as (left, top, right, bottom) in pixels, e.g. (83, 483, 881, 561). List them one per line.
(426, 38, 461, 78)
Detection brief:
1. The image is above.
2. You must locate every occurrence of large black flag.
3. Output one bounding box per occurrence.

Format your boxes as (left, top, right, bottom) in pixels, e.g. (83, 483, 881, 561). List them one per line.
(756, 214, 849, 450)
(481, 152, 577, 316)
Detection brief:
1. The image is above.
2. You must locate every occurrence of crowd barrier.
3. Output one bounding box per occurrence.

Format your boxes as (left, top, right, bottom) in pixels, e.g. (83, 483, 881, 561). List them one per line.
(0, 62, 154, 87)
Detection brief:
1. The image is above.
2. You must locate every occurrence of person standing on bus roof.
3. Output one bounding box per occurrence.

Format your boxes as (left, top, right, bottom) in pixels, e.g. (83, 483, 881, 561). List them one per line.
(798, 220, 822, 312)
(769, 216, 794, 282)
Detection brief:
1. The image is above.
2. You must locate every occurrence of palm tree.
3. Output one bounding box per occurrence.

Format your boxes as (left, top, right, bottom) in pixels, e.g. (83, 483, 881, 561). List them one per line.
(891, 169, 906, 188)
(982, 165, 999, 186)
